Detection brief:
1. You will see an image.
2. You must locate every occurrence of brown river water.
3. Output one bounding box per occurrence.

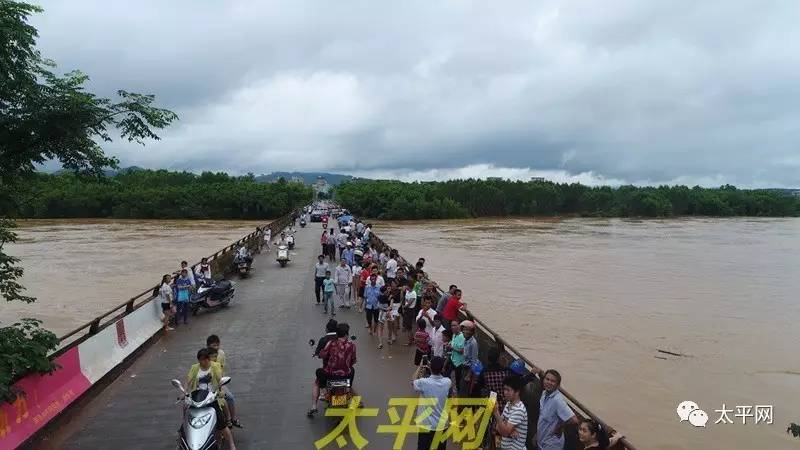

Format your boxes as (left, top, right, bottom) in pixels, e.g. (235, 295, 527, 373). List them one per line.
(3, 217, 799, 449)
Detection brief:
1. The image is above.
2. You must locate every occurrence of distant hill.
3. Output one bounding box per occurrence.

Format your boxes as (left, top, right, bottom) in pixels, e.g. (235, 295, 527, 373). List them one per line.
(255, 172, 356, 185)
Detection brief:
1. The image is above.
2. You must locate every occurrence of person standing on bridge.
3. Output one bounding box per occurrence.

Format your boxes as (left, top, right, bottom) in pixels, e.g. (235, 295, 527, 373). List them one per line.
(336, 228, 348, 260)
(196, 257, 212, 282)
(158, 274, 175, 331)
(364, 274, 381, 335)
(180, 261, 196, 287)
(175, 269, 193, 326)
(323, 270, 336, 316)
(264, 227, 272, 253)
(314, 255, 329, 305)
(537, 369, 579, 450)
(320, 229, 328, 258)
(335, 259, 353, 309)
(326, 228, 337, 262)
(385, 249, 399, 285)
(412, 356, 451, 450)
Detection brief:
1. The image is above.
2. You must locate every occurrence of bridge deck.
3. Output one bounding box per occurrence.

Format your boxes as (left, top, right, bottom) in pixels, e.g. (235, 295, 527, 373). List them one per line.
(37, 225, 421, 450)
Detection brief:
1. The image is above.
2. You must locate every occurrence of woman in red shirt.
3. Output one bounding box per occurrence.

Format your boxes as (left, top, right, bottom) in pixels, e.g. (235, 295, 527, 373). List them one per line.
(441, 288, 466, 322)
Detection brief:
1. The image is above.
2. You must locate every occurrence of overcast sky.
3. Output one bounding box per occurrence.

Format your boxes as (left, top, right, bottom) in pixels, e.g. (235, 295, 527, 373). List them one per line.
(32, 0, 800, 187)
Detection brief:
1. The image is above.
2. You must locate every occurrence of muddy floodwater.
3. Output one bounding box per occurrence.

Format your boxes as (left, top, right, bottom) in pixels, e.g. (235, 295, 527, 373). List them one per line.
(3, 217, 800, 449)
(376, 217, 800, 450)
(1, 219, 264, 336)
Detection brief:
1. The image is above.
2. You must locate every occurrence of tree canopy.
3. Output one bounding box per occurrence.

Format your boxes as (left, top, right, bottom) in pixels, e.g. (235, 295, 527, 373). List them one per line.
(4, 170, 313, 219)
(335, 179, 800, 219)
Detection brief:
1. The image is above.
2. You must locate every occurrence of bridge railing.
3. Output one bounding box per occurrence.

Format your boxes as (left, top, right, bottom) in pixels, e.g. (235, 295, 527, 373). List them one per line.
(369, 232, 637, 450)
(55, 213, 294, 354)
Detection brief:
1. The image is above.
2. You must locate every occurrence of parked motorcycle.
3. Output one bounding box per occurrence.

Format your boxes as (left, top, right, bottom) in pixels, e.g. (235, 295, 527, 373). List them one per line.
(190, 278, 234, 315)
(276, 245, 290, 267)
(171, 377, 231, 450)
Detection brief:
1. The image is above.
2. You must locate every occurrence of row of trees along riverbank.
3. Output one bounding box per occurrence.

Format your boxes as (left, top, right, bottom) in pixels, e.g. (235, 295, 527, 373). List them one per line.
(334, 179, 800, 219)
(2, 170, 314, 219)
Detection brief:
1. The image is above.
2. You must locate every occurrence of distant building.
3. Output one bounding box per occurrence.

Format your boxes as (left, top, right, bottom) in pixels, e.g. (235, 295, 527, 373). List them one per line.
(315, 176, 330, 194)
(290, 176, 304, 184)
(530, 177, 546, 182)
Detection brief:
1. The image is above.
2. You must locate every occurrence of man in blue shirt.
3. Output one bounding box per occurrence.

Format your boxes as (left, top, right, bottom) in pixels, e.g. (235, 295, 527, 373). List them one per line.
(363, 274, 381, 336)
(412, 356, 451, 450)
(175, 269, 193, 326)
(537, 369, 578, 450)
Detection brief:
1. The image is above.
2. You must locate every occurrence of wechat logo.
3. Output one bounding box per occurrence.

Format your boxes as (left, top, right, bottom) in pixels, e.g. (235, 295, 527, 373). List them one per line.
(677, 401, 708, 427)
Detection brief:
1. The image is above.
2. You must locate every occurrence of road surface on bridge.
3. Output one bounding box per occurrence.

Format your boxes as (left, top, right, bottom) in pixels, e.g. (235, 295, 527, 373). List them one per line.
(37, 224, 422, 450)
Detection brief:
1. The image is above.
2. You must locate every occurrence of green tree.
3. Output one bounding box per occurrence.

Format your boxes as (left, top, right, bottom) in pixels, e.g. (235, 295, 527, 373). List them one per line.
(0, 1, 177, 403)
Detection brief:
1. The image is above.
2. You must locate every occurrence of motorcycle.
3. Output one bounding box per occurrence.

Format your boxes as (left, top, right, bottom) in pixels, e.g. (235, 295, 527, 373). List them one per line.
(276, 245, 290, 267)
(287, 234, 295, 250)
(308, 338, 355, 414)
(232, 252, 253, 278)
(171, 377, 231, 450)
(300, 218, 307, 228)
(190, 278, 235, 315)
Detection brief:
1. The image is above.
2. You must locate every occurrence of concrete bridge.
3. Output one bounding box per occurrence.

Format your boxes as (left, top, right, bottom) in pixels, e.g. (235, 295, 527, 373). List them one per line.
(32, 224, 417, 450)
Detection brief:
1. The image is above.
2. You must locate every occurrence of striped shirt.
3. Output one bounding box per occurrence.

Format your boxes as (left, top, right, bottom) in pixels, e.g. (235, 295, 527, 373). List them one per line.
(500, 400, 528, 450)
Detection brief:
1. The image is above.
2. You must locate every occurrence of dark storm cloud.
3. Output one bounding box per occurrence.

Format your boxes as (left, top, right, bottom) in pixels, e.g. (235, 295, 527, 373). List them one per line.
(31, 0, 800, 187)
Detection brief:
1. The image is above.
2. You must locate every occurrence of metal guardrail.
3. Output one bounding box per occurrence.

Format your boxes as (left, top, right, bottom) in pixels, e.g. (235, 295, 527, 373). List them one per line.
(368, 232, 637, 450)
(54, 213, 295, 353)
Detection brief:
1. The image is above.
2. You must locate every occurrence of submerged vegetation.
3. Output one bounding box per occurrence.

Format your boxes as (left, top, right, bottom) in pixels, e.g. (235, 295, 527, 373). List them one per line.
(335, 179, 800, 219)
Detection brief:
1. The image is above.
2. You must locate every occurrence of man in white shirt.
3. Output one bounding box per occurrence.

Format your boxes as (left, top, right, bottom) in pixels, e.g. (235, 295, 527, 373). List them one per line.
(385, 250, 398, 282)
(334, 259, 353, 308)
(430, 316, 446, 358)
(415, 297, 438, 335)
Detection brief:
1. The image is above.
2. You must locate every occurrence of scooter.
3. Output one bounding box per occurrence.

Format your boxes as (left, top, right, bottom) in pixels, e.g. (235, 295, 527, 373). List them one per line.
(171, 377, 231, 450)
(287, 234, 295, 250)
(300, 218, 307, 228)
(190, 278, 235, 315)
(276, 245, 290, 267)
(308, 339, 355, 415)
(232, 253, 253, 279)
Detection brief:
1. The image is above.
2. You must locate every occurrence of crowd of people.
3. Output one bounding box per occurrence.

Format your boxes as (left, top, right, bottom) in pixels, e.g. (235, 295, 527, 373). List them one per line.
(308, 211, 624, 450)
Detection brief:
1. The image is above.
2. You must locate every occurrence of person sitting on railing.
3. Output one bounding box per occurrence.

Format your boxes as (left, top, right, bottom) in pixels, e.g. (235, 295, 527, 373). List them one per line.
(195, 257, 212, 282)
(537, 369, 580, 450)
(578, 419, 624, 450)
